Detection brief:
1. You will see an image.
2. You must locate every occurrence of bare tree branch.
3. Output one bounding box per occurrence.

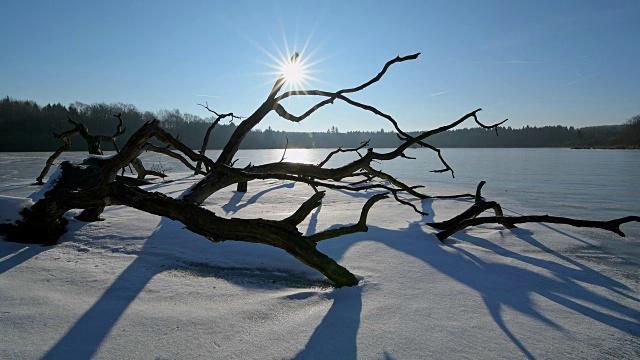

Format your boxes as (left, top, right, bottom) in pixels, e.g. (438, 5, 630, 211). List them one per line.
(37, 115, 129, 183)
(36, 134, 73, 184)
(427, 181, 638, 242)
(144, 143, 206, 176)
(280, 137, 289, 162)
(275, 53, 422, 102)
(317, 140, 369, 168)
(282, 191, 326, 226)
(195, 103, 243, 172)
(433, 215, 640, 242)
(308, 193, 389, 242)
(112, 113, 126, 138)
(427, 181, 514, 232)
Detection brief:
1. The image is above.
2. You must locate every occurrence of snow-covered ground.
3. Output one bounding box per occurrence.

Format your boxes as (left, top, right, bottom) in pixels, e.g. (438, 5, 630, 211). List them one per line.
(1, 173, 638, 359)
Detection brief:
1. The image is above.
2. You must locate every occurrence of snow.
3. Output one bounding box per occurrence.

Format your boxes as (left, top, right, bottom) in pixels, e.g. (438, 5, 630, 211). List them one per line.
(0, 173, 638, 359)
(29, 166, 63, 202)
(86, 154, 117, 160)
(0, 196, 33, 224)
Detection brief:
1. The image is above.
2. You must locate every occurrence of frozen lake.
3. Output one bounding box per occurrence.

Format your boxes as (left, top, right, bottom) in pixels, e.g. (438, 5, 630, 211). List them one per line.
(1, 148, 639, 269)
(1, 148, 639, 359)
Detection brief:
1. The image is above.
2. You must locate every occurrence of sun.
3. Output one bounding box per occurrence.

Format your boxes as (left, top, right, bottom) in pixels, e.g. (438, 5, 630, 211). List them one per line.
(258, 37, 323, 93)
(281, 59, 305, 85)
(278, 52, 310, 90)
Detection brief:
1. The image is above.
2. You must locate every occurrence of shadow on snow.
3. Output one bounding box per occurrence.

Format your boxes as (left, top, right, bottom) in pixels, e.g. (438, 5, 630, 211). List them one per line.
(294, 197, 639, 359)
(19, 184, 637, 360)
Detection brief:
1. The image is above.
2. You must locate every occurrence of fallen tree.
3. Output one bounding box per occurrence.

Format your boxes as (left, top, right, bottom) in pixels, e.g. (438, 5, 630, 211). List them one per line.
(2, 53, 638, 287)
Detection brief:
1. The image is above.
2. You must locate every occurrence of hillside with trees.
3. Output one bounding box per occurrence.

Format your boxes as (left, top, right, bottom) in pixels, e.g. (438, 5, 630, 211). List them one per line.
(0, 97, 637, 151)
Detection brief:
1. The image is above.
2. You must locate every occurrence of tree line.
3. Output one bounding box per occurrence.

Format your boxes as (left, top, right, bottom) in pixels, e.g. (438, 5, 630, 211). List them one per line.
(1, 96, 638, 152)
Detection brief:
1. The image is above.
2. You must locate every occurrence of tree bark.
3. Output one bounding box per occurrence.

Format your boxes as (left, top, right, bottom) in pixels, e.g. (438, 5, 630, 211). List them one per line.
(433, 215, 640, 242)
(427, 181, 639, 242)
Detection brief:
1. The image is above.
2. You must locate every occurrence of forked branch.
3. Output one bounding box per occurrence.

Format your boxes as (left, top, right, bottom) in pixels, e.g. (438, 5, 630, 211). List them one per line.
(36, 115, 129, 183)
(428, 181, 640, 242)
(308, 193, 389, 242)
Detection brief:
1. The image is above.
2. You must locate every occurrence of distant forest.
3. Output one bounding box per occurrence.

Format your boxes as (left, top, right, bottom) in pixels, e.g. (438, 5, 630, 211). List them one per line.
(1, 97, 638, 152)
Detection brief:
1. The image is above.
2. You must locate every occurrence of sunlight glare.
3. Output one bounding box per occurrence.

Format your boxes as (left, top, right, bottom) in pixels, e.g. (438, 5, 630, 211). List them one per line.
(281, 59, 305, 85)
(283, 148, 313, 163)
(254, 30, 328, 93)
(278, 52, 311, 90)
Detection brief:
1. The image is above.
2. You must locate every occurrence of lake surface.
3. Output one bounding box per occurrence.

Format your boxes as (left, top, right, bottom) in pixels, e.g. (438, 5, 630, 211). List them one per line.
(1, 148, 639, 268)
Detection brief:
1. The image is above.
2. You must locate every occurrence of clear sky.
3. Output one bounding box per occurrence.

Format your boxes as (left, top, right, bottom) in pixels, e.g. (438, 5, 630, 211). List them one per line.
(1, 0, 639, 132)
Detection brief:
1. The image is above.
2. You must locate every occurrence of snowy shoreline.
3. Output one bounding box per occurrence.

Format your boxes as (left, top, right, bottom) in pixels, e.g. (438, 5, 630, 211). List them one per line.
(1, 174, 638, 359)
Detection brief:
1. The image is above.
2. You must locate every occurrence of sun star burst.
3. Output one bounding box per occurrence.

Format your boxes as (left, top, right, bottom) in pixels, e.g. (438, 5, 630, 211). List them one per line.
(278, 52, 310, 91)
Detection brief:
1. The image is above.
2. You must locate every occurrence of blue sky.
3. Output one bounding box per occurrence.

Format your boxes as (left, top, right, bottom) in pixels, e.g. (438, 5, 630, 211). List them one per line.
(1, 0, 639, 132)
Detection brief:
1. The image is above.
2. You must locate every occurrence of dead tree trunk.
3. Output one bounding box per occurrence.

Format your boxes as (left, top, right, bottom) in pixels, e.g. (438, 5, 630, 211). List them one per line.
(5, 120, 375, 286)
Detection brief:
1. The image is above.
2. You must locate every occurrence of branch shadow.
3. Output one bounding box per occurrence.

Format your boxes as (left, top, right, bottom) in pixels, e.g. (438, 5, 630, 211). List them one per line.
(222, 182, 294, 214)
(302, 197, 639, 359)
(442, 228, 639, 359)
(427, 197, 638, 355)
(305, 203, 321, 236)
(0, 242, 49, 276)
(221, 190, 246, 214)
(37, 190, 639, 360)
(293, 286, 362, 360)
(290, 203, 363, 359)
(41, 218, 176, 360)
(41, 212, 335, 360)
